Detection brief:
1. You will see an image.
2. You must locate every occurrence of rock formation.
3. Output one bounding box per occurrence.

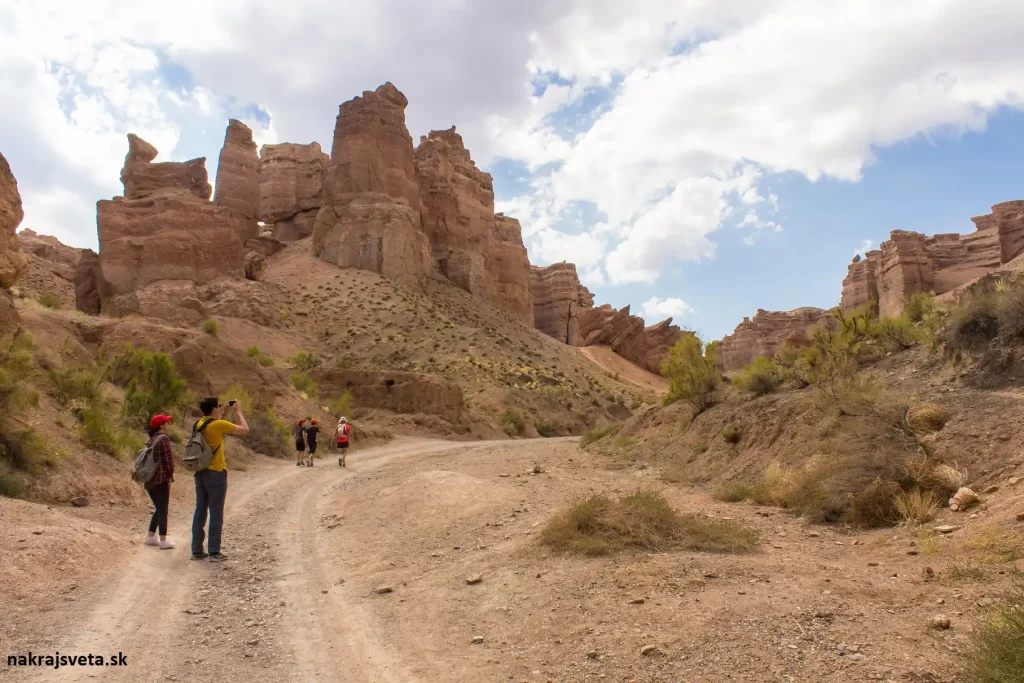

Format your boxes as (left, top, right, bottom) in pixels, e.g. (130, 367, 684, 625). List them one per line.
(213, 119, 260, 240)
(313, 83, 432, 290)
(719, 307, 829, 372)
(94, 135, 248, 317)
(259, 142, 329, 241)
(841, 201, 1024, 317)
(531, 263, 594, 343)
(489, 214, 534, 325)
(75, 249, 103, 315)
(576, 304, 684, 374)
(0, 152, 28, 328)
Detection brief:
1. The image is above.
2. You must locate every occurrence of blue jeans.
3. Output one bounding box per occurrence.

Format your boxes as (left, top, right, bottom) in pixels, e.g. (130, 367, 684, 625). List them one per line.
(191, 469, 227, 554)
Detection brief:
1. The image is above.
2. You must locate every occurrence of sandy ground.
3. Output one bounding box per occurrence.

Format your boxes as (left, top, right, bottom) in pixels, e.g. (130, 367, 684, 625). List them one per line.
(0, 438, 1003, 683)
(579, 346, 669, 396)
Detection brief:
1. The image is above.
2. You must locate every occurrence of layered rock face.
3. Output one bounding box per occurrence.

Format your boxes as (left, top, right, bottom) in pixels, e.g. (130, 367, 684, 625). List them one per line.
(75, 249, 103, 315)
(313, 83, 432, 290)
(576, 304, 684, 374)
(0, 152, 28, 327)
(213, 119, 260, 240)
(531, 263, 595, 343)
(94, 135, 248, 316)
(719, 308, 829, 372)
(415, 128, 533, 324)
(842, 202, 1024, 317)
(259, 143, 329, 241)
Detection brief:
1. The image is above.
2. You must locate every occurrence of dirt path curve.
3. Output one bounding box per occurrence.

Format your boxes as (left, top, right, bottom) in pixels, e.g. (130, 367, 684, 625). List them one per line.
(23, 438, 473, 683)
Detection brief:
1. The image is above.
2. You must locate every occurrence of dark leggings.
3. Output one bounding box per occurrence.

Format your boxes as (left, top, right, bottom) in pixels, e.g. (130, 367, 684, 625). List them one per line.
(147, 483, 170, 536)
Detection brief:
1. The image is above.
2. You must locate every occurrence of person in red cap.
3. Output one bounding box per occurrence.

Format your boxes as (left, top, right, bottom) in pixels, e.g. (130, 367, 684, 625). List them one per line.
(144, 414, 176, 549)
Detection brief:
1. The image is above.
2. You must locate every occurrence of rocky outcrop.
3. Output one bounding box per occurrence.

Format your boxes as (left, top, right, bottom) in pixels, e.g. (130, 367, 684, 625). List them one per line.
(214, 119, 260, 240)
(75, 249, 103, 315)
(96, 135, 248, 316)
(0, 152, 27, 327)
(414, 127, 533, 324)
(719, 307, 829, 372)
(576, 304, 683, 374)
(0, 152, 28, 291)
(259, 142, 329, 241)
(531, 263, 594, 342)
(313, 84, 432, 289)
(120, 134, 211, 200)
(842, 201, 1024, 317)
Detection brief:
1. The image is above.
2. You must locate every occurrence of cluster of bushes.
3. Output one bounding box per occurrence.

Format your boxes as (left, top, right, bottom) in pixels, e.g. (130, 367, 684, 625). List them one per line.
(943, 272, 1024, 360)
(541, 488, 757, 556)
(0, 331, 46, 495)
(500, 409, 525, 437)
(246, 346, 275, 367)
(660, 333, 721, 413)
(326, 390, 354, 418)
(219, 383, 292, 460)
(291, 372, 318, 397)
(289, 351, 321, 371)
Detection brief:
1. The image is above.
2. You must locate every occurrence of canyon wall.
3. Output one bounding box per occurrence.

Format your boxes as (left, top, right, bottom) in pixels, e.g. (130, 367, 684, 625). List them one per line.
(719, 308, 828, 372)
(530, 263, 594, 343)
(259, 143, 329, 242)
(0, 152, 28, 328)
(841, 201, 1024, 317)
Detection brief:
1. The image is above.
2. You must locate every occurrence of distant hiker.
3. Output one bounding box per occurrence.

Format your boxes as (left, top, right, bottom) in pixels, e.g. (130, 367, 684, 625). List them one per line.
(294, 419, 307, 466)
(305, 419, 320, 467)
(144, 414, 175, 549)
(189, 397, 249, 562)
(335, 416, 351, 467)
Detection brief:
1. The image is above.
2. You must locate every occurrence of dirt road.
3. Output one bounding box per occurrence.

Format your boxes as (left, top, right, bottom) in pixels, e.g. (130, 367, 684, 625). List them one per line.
(4, 438, 981, 682)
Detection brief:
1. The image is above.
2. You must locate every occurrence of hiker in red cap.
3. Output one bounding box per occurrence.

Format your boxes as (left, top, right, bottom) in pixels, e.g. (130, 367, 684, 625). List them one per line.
(144, 414, 176, 549)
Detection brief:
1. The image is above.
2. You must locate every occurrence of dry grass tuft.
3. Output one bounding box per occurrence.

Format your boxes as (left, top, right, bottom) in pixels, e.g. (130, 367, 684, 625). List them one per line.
(541, 489, 758, 556)
(907, 403, 951, 433)
(893, 488, 940, 525)
(961, 586, 1024, 683)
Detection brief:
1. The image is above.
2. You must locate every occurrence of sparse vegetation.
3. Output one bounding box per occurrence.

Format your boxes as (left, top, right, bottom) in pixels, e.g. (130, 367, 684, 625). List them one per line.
(661, 333, 721, 415)
(733, 356, 782, 395)
(37, 292, 61, 309)
(46, 365, 102, 407)
(893, 488, 940, 525)
(326, 390, 354, 418)
(541, 489, 757, 556)
(289, 350, 322, 371)
(907, 402, 951, 433)
(0, 331, 47, 479)
(291, 372, 318, 397)
(961, 586, 1024, 683)
(202, 319, 218, 336)
(257, 354, 275, 367)
(500, 409, 526, 437)
(108, 346, 192, 429)
(536, 421, 563, 437)
(722, 424, 742, 444)
(246, 346, 261, 358)
(580, 422, 619, 447)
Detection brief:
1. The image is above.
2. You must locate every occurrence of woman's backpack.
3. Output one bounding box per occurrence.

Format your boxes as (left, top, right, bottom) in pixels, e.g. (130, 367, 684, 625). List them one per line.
(183, 419, 218, 473)
(130, 436, 163, 484)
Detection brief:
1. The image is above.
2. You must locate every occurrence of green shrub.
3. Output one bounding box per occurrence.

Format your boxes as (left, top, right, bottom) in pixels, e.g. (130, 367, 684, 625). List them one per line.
(0, 473, 25, 498)
(219, 382, 253, 413)
(289, 351, 321, 371)
(47, 365, 102, 407)
(906, 292, 937, 323)
(536, 421, 563, 437)
(326, 390, 354, 418)
(733, 356, 782, 395)
(580, 423, 620, 447)
(291, 372, 318, 397)
(257, 354, 275, 367)
(722, 424, 742, 444)
(245, 408, 292, 459)
(961, 585, 1024, 682)
(246, 346, 261, 358)
(0, 429, 48, 472)
(500, 409, 526, 437)
(695, 440, 709, 454)
(108, 346, 191, 429)
(876, 315, 920, 350)
(202, 319, 218, 336)
(1, 331, 42, 473)
(661, 333, 721, 415)
(37, 292, 61, 309)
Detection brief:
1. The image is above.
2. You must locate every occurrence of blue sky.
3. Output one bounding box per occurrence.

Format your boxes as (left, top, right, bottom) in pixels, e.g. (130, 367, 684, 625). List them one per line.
(2, 0, 1023, 342)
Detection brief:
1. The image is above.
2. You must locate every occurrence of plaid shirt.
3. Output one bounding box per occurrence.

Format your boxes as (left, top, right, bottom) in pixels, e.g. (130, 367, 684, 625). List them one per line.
(144, 434, 174, 488)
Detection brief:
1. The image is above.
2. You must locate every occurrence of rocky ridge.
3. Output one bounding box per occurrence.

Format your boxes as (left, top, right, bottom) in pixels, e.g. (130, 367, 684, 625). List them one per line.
(0, 151, 28, 328)
(719, 308, 828, 372)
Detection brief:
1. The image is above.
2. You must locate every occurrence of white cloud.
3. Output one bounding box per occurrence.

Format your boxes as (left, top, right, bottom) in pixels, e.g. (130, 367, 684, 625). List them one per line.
(2, 0, 1024, 291)
(855, 239, 874, 257)
(642, 296, 692, 321)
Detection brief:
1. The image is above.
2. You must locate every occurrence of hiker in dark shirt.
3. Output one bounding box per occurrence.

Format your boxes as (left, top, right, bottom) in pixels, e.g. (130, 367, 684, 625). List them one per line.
(305, 419, 320, 467)
(144, 414, 176, 549)
(294, 419, 306, 466)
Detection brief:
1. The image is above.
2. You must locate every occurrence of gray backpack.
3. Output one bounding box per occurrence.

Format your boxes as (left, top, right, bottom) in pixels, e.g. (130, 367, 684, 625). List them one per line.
(183, 419, 218, 473)
(130, 436, 164, 484)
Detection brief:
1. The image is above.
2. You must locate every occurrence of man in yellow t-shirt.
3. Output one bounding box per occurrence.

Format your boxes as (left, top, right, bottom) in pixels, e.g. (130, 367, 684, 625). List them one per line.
(190, 397, 249, 562)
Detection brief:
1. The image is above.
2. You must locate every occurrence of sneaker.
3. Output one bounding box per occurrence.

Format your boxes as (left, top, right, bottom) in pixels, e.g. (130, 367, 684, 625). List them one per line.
(191, 552, 208, 560)
(207, 553, 228, 562)
(145, 536, 160, 547)
(296, 461, 302, 466)
(159, 539, 176, 550)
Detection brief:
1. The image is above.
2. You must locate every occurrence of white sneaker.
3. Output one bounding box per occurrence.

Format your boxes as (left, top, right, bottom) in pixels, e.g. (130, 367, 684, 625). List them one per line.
(159, 539, 176, 549)
(145, 536, 160, 547)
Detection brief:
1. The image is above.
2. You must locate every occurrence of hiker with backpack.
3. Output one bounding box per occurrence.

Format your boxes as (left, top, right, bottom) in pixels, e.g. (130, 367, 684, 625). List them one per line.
(186, 397, 249, 562)
(140, 414, 176, 549)
(335, 416, 351, 467)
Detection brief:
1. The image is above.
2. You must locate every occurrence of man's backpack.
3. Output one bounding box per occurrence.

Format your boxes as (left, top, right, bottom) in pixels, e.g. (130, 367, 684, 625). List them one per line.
(183, 419, 219, 473)
(130, 436, 163, 484)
